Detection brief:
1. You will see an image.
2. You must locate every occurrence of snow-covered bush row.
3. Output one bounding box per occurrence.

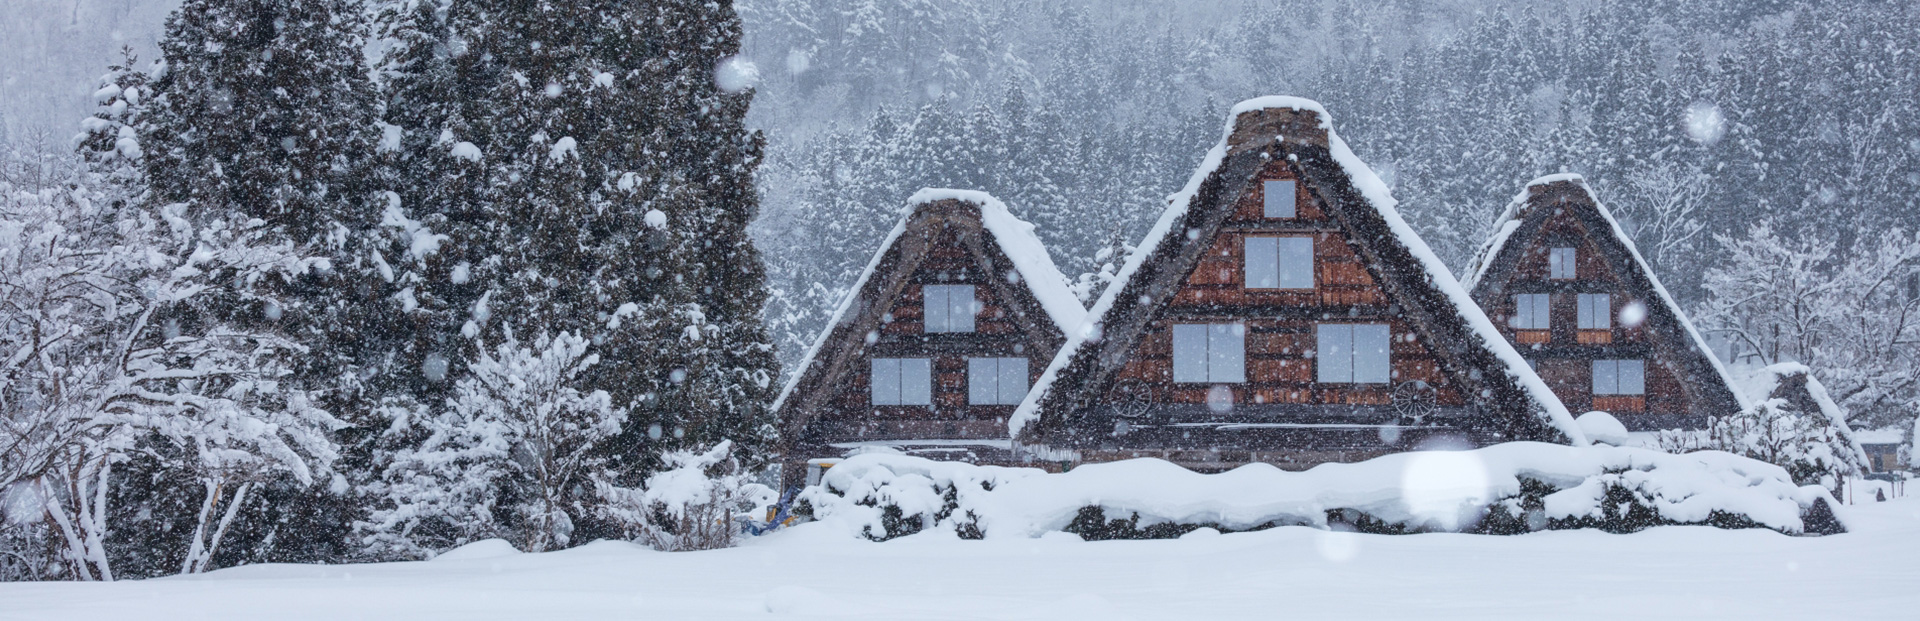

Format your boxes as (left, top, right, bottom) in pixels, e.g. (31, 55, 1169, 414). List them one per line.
(798, 443, 1846, 541)
(594, 440, 776, 552)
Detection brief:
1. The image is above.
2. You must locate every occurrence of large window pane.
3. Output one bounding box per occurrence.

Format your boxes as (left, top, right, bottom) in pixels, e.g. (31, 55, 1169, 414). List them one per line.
(997, 358, 1029, 405)
(899, 358, 932, 405)
(1208, 324, 1246, 383)
(923, 286, 949, 332)
(1173, 324, 1243, 383)
(1263, 179, 1296, 218)
(1245, 237, 1313, 290)
(1592, 360, 1619, 395)
(967, 358, 997, 405)
(1317, 324, 1353, 383)
(1172, 324, 1209, 383)
(1353, 324, 1391, 383)
(949, 285, 976, 333)
(1278, 237, 1314, 289)
(872, 358, 901, 405)
(1245, 237, 1278, 289)
(1578, 294, 1611, 329)
(1618, 360, 1645, 395)
(1512, 294, 1550, 330)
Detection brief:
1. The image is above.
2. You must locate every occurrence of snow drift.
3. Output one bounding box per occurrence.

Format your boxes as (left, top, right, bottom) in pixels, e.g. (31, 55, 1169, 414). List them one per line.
(799, 443, 1846, 541)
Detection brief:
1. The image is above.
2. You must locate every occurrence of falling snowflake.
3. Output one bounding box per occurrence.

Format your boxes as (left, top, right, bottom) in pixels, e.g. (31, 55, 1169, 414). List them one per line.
(1685, 102, 1725, 145)
(715, 56, 759, 93)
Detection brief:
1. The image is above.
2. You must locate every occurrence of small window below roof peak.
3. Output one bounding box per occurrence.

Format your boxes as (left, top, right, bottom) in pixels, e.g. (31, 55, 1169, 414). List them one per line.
(1263, 179, 1297, 218)
(923, 284, 976, 333)
(1549, 247, 1577, 280)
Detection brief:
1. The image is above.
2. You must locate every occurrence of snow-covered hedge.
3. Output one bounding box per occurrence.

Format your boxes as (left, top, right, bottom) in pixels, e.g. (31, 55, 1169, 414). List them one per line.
(797, 443, 1846, 541)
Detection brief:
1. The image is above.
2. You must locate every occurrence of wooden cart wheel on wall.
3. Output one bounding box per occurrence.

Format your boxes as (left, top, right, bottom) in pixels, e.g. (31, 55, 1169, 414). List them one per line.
(1392, 380, 1438, 426)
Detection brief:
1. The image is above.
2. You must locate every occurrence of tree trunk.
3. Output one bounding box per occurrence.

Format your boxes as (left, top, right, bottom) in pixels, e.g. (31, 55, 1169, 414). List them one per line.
(39, 456, 114, 581)
(182, 479, 222, 574)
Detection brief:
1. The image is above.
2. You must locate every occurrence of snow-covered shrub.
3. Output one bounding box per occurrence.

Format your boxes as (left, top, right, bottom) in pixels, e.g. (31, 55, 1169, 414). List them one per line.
(796, 456, 1029, 541)
(595, 440, 773, 551)
(365, 331, 624, 557)
(801, 444, 1846, 541)
(1575, 411, 1633, 446)
(0, 490, 54, 581)
(1, 152, 339, 579)
(1706, 364, 1867, 495)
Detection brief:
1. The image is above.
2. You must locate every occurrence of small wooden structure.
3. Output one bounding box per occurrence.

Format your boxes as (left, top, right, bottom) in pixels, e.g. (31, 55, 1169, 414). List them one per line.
(1855, 430, 1906, 475)
(1462, 175, 1743, 431)
(774, 189, 1086, 488)
(1012, 97, 1578, 472)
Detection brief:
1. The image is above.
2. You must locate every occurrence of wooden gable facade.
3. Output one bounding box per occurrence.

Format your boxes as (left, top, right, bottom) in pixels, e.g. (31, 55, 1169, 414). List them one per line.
(1013, 98, 1577, 473)
(1462, 175, 1743, 431)
(774, 189, 1086, 487)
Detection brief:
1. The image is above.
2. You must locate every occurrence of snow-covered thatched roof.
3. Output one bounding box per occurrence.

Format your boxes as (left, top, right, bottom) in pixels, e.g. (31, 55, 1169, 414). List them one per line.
(1461, 174, 1747, 420)
(1010, 96, 1585, 446)
(771, 189, 1085, 415)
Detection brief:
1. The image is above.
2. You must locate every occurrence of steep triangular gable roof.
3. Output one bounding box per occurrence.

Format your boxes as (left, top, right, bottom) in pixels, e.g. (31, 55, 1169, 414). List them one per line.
(1460, 174, 1745, 417)
(1012, 97, 1584, 446)
(772, 188, 1086, 423)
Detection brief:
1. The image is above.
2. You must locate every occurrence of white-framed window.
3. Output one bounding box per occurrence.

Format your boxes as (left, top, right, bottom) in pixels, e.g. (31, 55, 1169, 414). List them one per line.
(1317, 323, 1391, 383)
(1591, 359, 1645, 396)
(923, 285, 976, 333)
(1263, 179, 1297, 218)
(1172, 323, 1246, 383)
(871, 358, 932, 405)
(1244, 236, 1314, 289)
(1549, 247, 1577, 279)
(1511, 294, 1551, 330)
(967, 357, 1029, 405)
(1577, 294, 1612, 330)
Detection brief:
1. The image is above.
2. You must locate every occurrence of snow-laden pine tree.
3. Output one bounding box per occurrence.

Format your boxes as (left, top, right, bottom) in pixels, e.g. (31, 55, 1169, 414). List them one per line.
(373, 0, 779, 552)
(368, 0, 483, 416)
(75, 48, 150, 202)
(365, 331, 623, 556)
(141, 0, 390, 431)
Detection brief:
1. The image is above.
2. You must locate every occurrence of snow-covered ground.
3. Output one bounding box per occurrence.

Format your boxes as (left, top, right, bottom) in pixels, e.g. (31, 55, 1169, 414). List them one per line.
(3, 497, 1916, 620)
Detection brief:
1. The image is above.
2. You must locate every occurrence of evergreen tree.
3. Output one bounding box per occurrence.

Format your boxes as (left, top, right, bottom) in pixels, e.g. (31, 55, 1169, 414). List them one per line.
(373, 0, 779, 552)
(131, 0, 382, 570)
(75, 48, 150, 202)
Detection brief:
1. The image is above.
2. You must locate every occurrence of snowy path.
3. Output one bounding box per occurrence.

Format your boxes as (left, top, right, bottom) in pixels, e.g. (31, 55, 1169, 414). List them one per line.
(4, 497, 1917, 620)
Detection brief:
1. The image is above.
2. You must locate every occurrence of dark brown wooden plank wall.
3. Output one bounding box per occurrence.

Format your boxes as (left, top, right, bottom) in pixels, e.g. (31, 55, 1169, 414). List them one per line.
(1103, 162, 1471, 412)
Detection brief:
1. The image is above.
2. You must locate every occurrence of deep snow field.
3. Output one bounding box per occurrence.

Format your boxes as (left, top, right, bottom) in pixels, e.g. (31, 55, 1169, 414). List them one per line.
(2, 496, 1915, 620)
